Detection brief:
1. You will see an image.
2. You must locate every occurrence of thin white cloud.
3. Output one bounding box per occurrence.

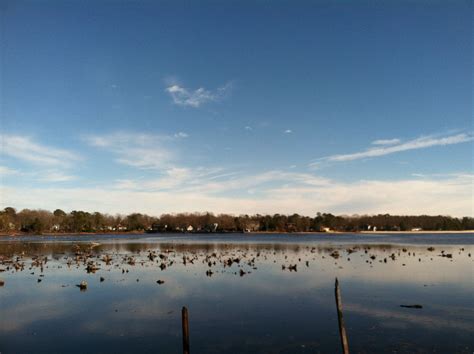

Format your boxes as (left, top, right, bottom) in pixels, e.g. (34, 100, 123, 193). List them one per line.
(0, 165, 19, 176)
(165, 82, 231, 107)
(112, 167, 235, 192)
(134, 167, 193, 190)
(371, 138, 400, 145)
(311, 132, 473, 166)
(284, 129, 292, 134)
(2, 174, 472, 217)
(120, 170, 331, 195)
(113, 179, 141, 190)
(0, 135, 81, 166)
(174, 132, 189, 138)
(37, 171, 77, 183)
(83, 132, 174, 170)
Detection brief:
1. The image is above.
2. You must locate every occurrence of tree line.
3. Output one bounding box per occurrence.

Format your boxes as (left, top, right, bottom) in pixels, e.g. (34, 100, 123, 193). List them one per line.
(0, 207, 473, 234)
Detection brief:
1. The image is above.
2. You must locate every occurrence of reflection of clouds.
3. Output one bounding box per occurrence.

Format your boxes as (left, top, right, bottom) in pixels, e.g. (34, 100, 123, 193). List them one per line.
(345, 302, 474, 333)
(0, 297, 69, 332)
(80, 306, 178, 337)
(3, 243, 473, 295)
(1, 239, 473, 344)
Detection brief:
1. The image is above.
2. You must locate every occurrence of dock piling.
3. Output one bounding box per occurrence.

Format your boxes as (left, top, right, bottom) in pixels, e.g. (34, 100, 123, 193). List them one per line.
(335, 278, 350, 354)
(182, 306, 190, 354)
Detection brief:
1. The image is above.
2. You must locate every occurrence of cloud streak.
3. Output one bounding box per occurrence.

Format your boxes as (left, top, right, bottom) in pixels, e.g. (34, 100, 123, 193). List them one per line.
(84, 132, 174, 170)
(2, 173, 472, 217)
(371, 138, 400, 145)
(0, 165, 19, 176)
(165, 82, 231, 107)
(113, 170, 330, 195)
(37, 171, 77, 183)
(311, 133, 473, 166)
(1, 135, 81, 167)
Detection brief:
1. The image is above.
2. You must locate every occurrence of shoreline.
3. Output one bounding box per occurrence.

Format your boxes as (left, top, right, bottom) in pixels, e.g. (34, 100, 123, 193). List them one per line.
(358, 230, 474, 234)
(0, 230, 473, 237)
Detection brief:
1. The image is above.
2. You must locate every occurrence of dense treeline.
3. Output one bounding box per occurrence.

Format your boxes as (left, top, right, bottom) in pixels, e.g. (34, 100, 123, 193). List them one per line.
(0, 207, 473, 234)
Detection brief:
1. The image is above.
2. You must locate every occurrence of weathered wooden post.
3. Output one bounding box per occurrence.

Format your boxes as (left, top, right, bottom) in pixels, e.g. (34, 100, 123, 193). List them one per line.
(335, 278, 349, 354)
(182, 306, 190, 354)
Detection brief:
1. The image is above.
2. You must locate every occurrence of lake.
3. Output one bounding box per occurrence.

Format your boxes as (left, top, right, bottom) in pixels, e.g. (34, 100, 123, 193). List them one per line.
(0, 233, 473, 353)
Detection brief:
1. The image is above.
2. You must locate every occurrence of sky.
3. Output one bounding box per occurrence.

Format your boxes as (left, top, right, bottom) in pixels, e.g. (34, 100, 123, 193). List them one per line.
(0, 0, 472, 217)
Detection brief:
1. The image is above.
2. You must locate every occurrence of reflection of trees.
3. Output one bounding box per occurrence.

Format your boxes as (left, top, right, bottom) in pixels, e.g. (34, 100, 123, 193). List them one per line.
(0, 239, 446, 260)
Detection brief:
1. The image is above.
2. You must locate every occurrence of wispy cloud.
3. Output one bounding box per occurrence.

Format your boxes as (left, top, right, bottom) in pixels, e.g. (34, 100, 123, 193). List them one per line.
(174, 132, 189, 138)
(115, 167, 194, 191)
(112, 170, 331, 196)
(0, 135, 81, 166)
(2, 173, 472, 217)
(165, 82, 231, 108)
(371, 138, 400, 145)
(187, 171, 330, 195)
(284, 129, 293, 134)
(84, 132, 174, 170)
(0, 165, 19, 176)
(112, 167, 237, 192)
(311, 132, 473, 166)
(37, 171, 77, 183)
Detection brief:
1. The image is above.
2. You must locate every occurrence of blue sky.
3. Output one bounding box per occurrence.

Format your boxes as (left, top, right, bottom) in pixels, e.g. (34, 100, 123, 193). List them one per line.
(1, 0, 472, 216)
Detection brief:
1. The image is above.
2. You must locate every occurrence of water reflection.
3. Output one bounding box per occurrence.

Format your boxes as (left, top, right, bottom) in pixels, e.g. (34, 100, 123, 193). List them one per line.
(0, 234, 473, 353)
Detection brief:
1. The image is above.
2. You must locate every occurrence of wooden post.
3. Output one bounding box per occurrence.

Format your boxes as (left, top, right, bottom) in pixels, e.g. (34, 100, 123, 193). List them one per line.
(335, 278, 349, 354)
(182, 306, 190, 354)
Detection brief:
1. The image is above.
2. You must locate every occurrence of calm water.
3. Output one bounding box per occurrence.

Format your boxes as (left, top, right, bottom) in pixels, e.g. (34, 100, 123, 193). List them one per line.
(0, 233, 473, 354)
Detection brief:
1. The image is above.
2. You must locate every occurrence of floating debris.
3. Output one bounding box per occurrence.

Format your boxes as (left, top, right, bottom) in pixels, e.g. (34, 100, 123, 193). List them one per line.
(86, 263, 100, 273)
(400, 304, 423, 309)
(288, 264, 297, 272)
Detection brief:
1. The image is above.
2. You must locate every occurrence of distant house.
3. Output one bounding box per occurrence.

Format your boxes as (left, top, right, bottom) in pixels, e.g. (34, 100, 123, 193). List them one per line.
(243, 221, 260, 232)
(186, 225, 194, 232)
(411, 227, 422, 231)
(51, 224, 60, 231)
(321, 227, 332, 232)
